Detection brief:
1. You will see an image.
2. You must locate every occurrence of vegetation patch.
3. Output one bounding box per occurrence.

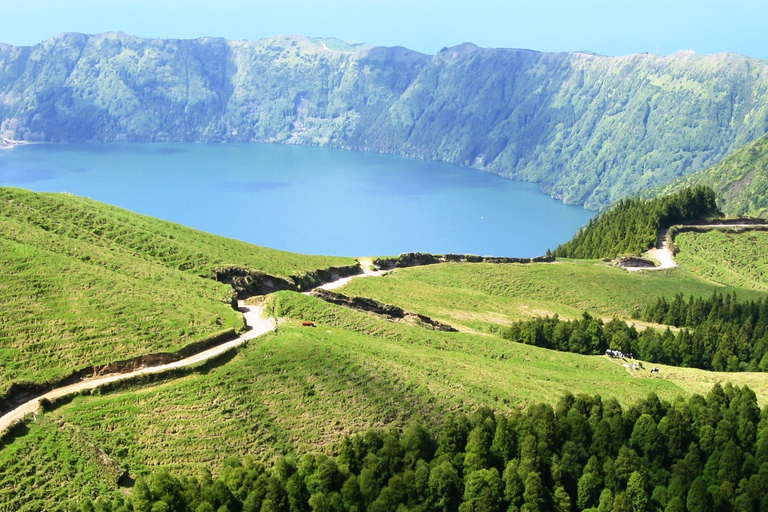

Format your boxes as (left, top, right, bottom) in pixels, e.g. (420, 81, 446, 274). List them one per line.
(674, 230, 768, 291)
(654, 133, 768, 217)
(554, 186, 719, 259)
(0, 187, 355, 398)
(334, 261, 764, 333)
(84, 385, 768, 512)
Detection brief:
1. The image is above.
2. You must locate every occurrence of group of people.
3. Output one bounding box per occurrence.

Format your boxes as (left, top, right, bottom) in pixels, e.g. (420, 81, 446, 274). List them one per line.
(604, 348, 660, 375)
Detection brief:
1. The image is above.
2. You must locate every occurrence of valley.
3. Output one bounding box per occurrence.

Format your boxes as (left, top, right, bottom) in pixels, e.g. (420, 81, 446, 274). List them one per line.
(3, 34, 768, 209)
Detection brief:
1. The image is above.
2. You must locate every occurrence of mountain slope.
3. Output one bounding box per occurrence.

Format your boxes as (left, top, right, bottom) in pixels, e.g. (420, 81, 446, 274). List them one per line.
(651, 133, 768, 217)
(2, 33, 768, 208)
(0, 187, 354, 397)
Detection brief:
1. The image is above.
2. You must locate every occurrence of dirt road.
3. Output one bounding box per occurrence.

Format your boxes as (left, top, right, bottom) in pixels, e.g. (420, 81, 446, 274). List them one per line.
(0, 301, 273, 434)
(0, 262, 389, 434)
(308, 258, 389, 292)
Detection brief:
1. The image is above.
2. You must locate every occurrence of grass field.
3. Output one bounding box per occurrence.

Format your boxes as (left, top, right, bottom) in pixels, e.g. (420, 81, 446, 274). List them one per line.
(4, 190, 768, 510)
(334, 260, 766, 333)
(0, 419, 120, 511)
(6, 291, 768, 509)
(0, 187, 355, 396)
(674, 230, 768, 291)
(0, 188, 354, 279)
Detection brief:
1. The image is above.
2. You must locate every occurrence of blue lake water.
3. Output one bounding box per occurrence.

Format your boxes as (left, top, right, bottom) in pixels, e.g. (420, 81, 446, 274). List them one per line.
(0, 143, 593, 257)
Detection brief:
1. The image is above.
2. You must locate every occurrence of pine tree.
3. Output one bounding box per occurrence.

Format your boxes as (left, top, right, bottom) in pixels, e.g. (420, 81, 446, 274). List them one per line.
(626, 471, 649, 512)
(521, 472, 549, 512)
(686, 477, 712, 512)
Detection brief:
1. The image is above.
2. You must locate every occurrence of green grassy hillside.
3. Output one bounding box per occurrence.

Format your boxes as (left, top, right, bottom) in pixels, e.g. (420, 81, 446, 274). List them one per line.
(674, 229, 768, 290)
(4, 187, 768, 509)
(653, 133, 768, 217)
(4, 33, 768, 207)
(335, 260, 765, 334)
(4, 291, 768, 509)
(0, 187, 354, 396)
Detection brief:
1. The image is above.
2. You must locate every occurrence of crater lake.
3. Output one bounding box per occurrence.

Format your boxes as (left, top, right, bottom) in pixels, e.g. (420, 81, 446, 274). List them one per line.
(0, 143, 593, 257)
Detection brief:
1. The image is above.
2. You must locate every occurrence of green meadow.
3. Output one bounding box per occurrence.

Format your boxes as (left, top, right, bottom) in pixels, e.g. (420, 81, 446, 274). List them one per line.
(674, 229, 768, 291)
(0, 187, 354, 396)
(333, 259, 766, 333)
(5, 287, 768, 509)
(2, 189, 768, 510)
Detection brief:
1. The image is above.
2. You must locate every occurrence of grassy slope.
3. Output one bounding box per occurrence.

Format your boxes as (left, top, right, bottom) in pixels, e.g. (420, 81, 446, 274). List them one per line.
(335, 260, 766, 333)
(0, 187, 353, 279)
(652, 133, 768, 217)
(674, 230, 768, 291)
(4, 229, 768, 508)
(0, 419, 121, 511)
(6, 291, 767, 509)
(4, 190, 768, 509)
(0, 187, 354, 393)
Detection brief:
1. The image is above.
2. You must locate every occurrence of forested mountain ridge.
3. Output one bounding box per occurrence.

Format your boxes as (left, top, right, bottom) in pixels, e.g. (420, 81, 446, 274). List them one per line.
(2, 33, 768, 207)
(651, 133, 768, 217)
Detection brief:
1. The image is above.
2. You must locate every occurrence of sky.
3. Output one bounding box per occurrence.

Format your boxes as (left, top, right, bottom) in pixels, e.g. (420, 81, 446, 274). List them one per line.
(1, 0, 767, 60)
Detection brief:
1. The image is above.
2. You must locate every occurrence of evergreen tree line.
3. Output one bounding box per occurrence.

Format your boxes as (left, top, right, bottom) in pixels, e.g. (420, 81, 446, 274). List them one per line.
(638, 293, 768, 372)
(80, 384, 768, 512)
(554, 186, 720, 259)
(502, 307, 768, 373)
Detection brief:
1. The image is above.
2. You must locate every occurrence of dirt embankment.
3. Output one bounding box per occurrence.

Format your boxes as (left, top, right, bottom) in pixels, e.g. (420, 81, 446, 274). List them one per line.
(310, 289, 457, 332)
(214, 263, 363, 298)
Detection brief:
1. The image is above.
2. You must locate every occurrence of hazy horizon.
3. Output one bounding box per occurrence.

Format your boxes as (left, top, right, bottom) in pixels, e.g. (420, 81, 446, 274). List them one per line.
(2, 0, 767, 61)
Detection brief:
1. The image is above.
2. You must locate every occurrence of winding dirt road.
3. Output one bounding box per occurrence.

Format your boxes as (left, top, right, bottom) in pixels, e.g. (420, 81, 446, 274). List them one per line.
(0, 302, 274, 434)
(306, 258, 389, 292)
(0, 260, 399, 434)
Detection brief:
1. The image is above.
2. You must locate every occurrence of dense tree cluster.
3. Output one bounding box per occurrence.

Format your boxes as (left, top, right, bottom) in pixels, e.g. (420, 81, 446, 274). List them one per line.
(80, 385, 768, 512)
(639, 293, 768, 372)
(502, 305, 768, 373)
(554, 187, 720, 259)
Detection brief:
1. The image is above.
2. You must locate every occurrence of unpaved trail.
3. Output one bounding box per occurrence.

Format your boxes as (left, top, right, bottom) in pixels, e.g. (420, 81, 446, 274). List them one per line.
(627, 228, 677, 272)
(0, 262, 390, 434)
(307, 258, 389, 292)
(627, 229, 677, 272)
(625, 224, 765, 272)
(0, 302, 274, 434)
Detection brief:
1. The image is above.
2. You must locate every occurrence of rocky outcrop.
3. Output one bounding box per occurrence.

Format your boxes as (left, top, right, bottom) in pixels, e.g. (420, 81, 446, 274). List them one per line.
(213, 266, 297, 299)
(614, 257, 656, 268)
(290, 264, 363, 291)
(310, 289, 457, 332)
